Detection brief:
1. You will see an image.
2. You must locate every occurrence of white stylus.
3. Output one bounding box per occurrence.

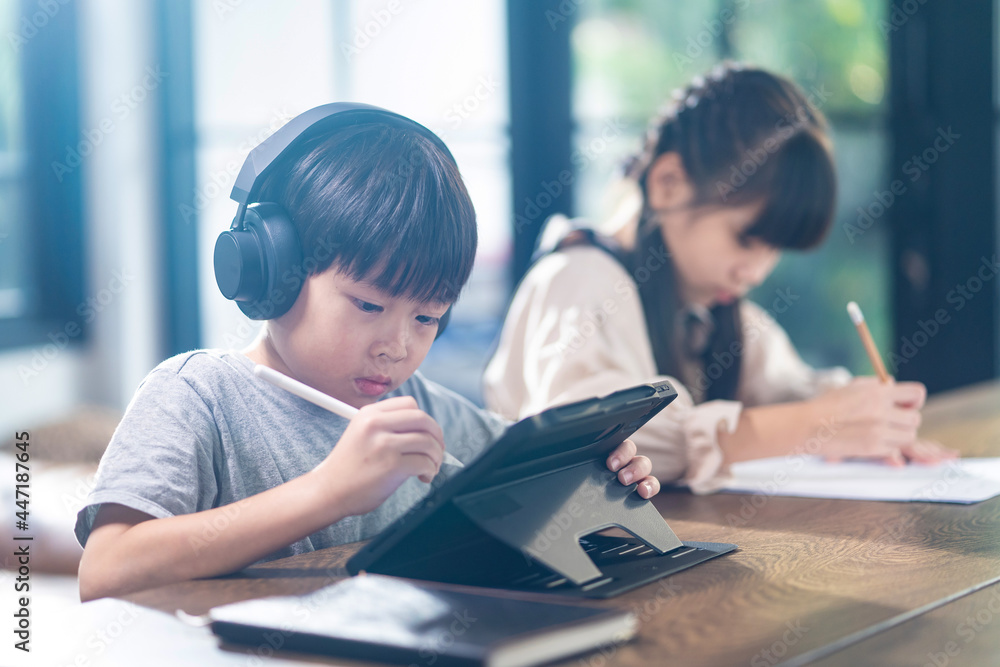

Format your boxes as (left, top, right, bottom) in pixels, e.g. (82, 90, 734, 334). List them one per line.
(253, 364, 464, 468)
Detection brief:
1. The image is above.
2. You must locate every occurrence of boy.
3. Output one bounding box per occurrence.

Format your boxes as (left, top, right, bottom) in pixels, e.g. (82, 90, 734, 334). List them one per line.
(75, 109, 660, 601)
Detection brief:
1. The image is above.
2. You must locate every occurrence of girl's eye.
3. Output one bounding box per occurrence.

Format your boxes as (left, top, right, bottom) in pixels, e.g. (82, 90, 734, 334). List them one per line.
(416, 315, 440, 326)
(353, 299, 383, 314)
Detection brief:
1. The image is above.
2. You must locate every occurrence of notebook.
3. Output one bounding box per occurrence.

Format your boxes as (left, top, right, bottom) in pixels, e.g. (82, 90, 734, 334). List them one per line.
(209, 574, 637, 667)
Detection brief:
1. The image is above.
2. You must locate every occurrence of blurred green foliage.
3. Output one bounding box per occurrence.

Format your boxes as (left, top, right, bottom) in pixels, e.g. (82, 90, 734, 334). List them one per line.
(574, 0, 887, 118)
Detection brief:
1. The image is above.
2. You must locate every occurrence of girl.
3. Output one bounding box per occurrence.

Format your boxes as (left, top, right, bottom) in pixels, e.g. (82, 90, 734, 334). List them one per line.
(484, 64, 956, 493)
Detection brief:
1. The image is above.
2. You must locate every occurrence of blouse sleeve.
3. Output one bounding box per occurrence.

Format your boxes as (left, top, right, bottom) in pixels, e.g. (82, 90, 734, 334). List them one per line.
(483, 246, 741, 493)
(736, 300, 852, 407)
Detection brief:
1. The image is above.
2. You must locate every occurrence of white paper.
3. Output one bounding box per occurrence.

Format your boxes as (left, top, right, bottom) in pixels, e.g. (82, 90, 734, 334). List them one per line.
(721, 457, 1000, 504)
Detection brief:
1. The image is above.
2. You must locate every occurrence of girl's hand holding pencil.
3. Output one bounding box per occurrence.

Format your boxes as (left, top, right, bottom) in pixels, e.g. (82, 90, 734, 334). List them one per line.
(808, 302, 959, 466)
(808, 377, 956, 466)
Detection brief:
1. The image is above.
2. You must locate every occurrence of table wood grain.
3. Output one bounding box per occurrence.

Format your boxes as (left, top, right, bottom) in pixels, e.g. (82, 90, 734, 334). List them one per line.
(121, 381, 1000, 666)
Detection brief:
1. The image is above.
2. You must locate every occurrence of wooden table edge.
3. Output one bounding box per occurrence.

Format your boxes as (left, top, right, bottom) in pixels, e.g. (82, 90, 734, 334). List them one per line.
(778, 574, 1000, 666)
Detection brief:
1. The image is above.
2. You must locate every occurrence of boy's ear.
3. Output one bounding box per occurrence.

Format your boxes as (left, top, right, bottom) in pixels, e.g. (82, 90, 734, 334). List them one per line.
(646, 152, 695, 211)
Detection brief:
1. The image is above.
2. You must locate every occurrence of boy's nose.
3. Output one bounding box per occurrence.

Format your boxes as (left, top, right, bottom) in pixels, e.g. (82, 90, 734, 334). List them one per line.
(372, 327, 408, 362)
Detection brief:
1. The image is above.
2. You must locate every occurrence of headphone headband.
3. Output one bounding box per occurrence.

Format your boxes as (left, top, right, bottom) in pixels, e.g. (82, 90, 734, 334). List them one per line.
(229, 102, 454, 230)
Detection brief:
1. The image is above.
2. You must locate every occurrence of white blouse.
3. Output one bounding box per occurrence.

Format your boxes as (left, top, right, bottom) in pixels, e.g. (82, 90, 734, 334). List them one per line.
(482, 244, 851, 493)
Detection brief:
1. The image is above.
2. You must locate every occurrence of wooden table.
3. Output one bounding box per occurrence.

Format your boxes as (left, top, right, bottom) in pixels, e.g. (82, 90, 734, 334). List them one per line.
(124, 381, 1000, 666)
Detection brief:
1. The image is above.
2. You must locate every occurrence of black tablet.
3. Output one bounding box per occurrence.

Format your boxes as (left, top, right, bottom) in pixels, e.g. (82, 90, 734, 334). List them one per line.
(347, 380, 736, 598)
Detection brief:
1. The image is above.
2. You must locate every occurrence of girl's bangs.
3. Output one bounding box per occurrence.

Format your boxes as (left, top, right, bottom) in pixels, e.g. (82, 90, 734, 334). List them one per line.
(742, 132, 837, 250)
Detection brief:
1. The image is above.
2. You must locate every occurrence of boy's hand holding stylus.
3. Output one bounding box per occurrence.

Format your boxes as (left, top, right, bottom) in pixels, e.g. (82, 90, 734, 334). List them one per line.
(254, 364, 462, 514)
(315, 395, 447, 516)
(255, 365, 448, 515)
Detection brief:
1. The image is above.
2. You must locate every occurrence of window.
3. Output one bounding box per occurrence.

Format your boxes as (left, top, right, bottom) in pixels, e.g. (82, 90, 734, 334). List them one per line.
(0, 0, 84, 350)
(0, 0, 27, 321)
(189, 0, 510, 401)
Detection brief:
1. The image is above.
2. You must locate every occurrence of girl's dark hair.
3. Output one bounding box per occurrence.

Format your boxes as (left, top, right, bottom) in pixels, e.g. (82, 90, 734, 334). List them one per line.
(256, 121, 477, 304)
(625, 63, 837, 401)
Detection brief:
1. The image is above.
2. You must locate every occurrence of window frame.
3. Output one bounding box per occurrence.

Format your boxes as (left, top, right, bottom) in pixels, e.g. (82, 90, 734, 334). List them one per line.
(0, 0, 86, 351)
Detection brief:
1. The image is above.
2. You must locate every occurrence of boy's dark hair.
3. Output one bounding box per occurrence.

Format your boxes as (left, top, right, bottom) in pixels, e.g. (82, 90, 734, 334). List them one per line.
(624, 63, 837, 402)
(256, 121, 477, 304)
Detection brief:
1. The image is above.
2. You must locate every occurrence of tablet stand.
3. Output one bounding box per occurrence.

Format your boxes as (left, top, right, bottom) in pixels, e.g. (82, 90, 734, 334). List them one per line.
(453, 460, 684, 585)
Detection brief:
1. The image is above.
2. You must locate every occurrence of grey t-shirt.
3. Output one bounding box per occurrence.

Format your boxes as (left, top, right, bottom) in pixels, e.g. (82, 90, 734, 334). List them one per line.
(74, 349, 508, 563)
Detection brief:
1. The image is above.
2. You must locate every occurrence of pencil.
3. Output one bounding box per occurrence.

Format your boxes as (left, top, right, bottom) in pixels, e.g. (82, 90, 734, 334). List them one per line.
(253, 364, 464, 468)
(846, 301, 890, 383)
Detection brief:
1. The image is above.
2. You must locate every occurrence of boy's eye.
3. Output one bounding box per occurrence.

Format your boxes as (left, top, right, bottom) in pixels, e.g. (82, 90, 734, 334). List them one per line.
(353, 299, 383, 314)
(416, 315, 440, 326)
(737, 234, 754, 249)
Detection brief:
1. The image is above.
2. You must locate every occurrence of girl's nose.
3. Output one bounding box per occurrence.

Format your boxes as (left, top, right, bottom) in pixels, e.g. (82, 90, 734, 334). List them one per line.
(738, 247, 780, 288)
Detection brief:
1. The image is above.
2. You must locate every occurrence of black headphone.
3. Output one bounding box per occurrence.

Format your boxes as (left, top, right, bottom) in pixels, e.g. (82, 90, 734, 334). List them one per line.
(213, 102, 453, 338)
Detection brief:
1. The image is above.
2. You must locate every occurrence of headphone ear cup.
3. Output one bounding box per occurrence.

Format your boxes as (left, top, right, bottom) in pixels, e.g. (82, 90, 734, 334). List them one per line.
(435, 305, 451, 340)
(214, 227, 265, 303)
(214, 203, 304, 320)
